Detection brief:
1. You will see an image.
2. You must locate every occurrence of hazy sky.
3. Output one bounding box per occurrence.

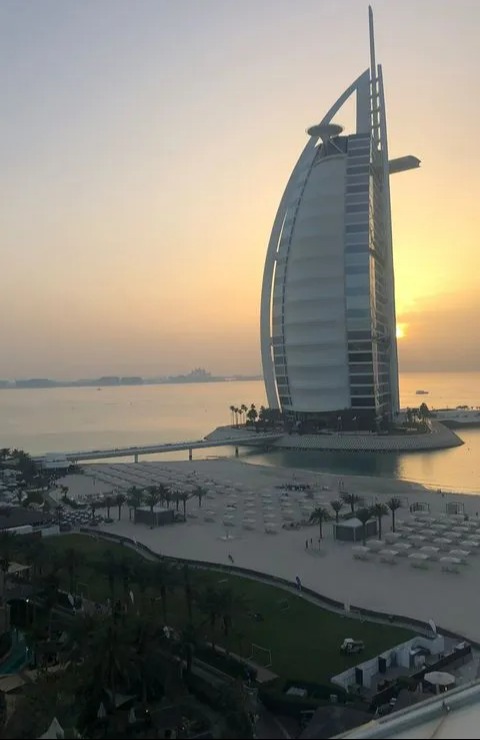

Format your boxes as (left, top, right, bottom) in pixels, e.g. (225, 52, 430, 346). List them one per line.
(1, 0, 479, 379)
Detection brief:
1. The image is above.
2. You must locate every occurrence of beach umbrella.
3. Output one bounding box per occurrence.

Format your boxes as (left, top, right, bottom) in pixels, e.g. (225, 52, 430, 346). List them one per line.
(394, 542, 412, 553)
(408, 552, 429, 563)
(379, 549, 399, 563)
(368, 540, 386, 551)
(424, 671, 455, 693)
(385, 532, 402, 542)
(408, 535, 426, 544)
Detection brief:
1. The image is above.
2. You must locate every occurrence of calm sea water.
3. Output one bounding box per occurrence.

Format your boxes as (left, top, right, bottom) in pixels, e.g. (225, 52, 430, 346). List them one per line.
(0, 372, 479, 493)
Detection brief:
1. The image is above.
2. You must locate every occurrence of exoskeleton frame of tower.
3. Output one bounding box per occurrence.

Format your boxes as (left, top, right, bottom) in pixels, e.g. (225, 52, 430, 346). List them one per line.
(260, 6, 419, 431)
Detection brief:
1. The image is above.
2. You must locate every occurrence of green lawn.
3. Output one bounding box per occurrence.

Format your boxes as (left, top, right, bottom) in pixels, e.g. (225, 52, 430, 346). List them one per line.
(40, 534, 414, 685)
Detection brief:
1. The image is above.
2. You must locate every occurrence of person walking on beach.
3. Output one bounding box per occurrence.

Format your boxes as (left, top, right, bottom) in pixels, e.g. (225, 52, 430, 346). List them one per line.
(228, 554, 234, 564)
(305, 539, 308, 549)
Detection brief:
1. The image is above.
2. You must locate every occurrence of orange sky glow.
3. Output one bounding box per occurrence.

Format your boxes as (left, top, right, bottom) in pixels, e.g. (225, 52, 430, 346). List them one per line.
(1, 0, 479, 379)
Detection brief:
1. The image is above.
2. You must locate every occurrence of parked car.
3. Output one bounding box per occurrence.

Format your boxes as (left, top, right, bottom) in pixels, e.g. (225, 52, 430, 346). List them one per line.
(340, 638, 365, 654)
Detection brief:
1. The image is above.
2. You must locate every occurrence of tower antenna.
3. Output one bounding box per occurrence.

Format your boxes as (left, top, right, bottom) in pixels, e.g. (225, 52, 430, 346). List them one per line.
(369, 5, 380, 144)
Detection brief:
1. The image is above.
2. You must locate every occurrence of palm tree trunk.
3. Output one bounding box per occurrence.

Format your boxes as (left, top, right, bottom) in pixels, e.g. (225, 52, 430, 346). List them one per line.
(378, 517, 382, 539)
(392, 511, 396, 532)
(210, 616, 216, 650)
(363, 526, 366, 546)
(118, 505, 121, 521)
(160, 585, 167, 623)
(319, 521, 323, 540)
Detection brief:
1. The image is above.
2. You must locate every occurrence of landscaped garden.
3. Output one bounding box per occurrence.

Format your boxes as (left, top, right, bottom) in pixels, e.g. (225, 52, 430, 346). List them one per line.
(39, 534, 413, 684)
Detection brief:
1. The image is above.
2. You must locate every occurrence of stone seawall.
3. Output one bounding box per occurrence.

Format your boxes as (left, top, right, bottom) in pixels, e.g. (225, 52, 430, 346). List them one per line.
(205, 422, 463, 453)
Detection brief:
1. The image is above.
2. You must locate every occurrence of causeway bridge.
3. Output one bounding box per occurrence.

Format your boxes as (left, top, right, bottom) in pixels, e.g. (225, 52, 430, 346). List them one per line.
(33, 432, 282, 464)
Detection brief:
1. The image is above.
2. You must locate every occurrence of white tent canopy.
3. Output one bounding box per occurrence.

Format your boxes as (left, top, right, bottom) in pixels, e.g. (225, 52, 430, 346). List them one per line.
(39, 717, 65, 739)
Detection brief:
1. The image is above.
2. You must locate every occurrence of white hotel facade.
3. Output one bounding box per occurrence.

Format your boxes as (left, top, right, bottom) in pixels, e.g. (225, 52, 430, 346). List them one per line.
(260, 8, 419, 430)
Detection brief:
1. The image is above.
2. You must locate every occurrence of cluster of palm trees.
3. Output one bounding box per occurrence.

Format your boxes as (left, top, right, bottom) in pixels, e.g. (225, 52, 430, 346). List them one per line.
(85, 483, 209, 526)
(309, 494, 403, 545)
(229, 404, 249, 427)
(116, 483, 207, 521)
(0, 448, 60, 509)
(3, 535, 253, 738)
(228, 404, 283, 430)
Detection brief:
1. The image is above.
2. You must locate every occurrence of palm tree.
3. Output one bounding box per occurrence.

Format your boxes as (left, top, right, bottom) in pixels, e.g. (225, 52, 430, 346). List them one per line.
(171, 490, 180, 512)
(101, 551, 119, 609)
(240, 404, 248, 426)
(89, 499, 99, 523)
(194, 485, 207, 508)
(163, 488, 172, 509)
(127, 486, 143, 522)
(118, 556, 132, 607)
(0, 531, 16, 604)
(229, 405, 235, 427)
(149, 560, 176, 624)
(145, 487, 160, 517)
(196, 586, 224, 650)
(371, 502, 389, 539)
(178, 491, 191, 519)
(115, 492, 126, 521)
(183, 564, 193, 623)
(387, 497, 403, 532)
(64, 547, 81, 596)
(104, 493, 114, 519)
(43, 571, 60, 640)
(356, 507, 372, 546)
(340, 492, 364, 515)
(157, 483, 170, 507)
(246, 403, 258, 426)
(309, 506, 332, 541)
(220, 588, 249, 657)
(330, 499, 344, 524)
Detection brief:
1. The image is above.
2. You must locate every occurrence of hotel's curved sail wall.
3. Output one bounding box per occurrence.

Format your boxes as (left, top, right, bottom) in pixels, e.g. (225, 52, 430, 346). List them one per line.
(260, 9, 413, 427)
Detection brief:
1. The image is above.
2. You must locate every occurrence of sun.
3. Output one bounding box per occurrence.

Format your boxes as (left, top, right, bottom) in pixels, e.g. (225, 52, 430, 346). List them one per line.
(396, 323, 407, 339)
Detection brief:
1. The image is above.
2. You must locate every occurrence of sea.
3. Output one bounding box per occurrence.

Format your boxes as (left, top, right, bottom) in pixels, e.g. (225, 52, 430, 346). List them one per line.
(0, 372, 479, 494)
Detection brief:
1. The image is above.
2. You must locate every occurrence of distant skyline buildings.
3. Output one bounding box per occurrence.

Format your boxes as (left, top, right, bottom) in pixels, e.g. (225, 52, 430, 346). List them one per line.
(261, 8, 419, 427)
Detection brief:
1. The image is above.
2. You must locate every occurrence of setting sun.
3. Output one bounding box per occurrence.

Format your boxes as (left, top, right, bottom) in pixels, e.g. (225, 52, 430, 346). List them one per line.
(396, 324, 407, 340)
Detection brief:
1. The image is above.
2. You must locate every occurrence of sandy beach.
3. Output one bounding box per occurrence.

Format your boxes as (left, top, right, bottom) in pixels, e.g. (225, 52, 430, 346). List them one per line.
(60, 458, 480, 643)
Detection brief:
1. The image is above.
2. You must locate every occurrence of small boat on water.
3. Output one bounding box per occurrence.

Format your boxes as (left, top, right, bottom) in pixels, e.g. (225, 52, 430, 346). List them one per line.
(416, 390, 429, 395)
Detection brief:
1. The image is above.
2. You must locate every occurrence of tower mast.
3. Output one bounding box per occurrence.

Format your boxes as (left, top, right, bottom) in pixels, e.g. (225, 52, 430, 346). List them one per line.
(369, 5, 380, 144)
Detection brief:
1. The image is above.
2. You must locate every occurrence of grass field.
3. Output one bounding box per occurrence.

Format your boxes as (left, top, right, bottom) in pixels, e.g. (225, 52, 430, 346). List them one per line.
(40, 534, 415, 685)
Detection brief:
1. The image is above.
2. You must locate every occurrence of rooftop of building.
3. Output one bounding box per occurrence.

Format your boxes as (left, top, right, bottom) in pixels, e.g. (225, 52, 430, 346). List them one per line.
(335, 680, 480, 739)
(0, 506, 52, 531)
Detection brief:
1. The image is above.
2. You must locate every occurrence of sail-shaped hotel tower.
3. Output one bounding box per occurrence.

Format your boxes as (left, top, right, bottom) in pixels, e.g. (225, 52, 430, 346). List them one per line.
(260, 7, 419, 430)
